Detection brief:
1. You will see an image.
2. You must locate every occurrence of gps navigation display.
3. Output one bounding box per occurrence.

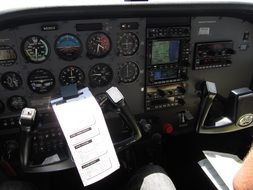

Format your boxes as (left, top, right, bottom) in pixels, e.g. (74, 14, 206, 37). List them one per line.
(151, 40, 180, 65)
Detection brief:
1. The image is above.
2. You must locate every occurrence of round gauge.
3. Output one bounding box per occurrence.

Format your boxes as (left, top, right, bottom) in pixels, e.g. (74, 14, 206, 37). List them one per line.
(7, 96, 27, 112)
(88, 63, 113, 87)
(28, 69, 55, 94)
(119, 61, 139, 83)
(0, 100, 5, 114)
(95, 93, 108, 109)
(22, 35, 49, 63)
(86, 32, 111, 58)
(59, 66, 85, 87)
(1, 72, 22, 90)
(0, 46, 17, 66)
(117, 32, 139, 56)
(55, 34, 82, 61)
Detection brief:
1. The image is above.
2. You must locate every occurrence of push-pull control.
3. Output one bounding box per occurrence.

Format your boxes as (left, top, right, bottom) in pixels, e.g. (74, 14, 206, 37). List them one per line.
(196, 81, 253, 134)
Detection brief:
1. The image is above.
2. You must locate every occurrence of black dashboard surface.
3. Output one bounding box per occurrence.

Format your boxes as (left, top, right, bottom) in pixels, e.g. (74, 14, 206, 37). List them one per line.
(0, 15, 252, 134)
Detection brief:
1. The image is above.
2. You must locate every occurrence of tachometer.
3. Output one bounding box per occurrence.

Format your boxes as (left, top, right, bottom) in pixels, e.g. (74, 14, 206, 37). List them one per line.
(1, 72, 22, 90)
(119, 61, 139, 83)
(59, 66, 85, 87)
(0, 46, 17, 66)
(7, 96, 27, 112)
(28, 69, 55, 94)
(86, 32, 111, 58)
(117, 32, 139, 56)
(22, 35, 49, 63)
(55, 34, 82, 61)
(88, 63, 113, 87)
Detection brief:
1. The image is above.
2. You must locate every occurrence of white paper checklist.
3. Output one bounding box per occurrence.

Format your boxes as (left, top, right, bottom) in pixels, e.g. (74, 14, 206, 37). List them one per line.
(51, 87, 120, 187)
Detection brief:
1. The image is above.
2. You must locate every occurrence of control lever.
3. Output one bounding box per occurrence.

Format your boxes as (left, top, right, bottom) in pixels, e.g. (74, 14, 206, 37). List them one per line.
(19, 108, 37, 167)
(196, 81, 253, 134)
(106, 87, 142, 151)
(196, 81, 217, 129)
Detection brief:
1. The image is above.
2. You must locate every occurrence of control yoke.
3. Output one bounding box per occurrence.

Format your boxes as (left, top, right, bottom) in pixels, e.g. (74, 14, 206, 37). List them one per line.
(105, 87, 142, 151)
(19, 86, 141, 172)
(196, 81, 253, 134)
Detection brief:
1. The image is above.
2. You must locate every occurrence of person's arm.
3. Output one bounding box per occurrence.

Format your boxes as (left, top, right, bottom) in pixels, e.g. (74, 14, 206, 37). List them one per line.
(233, 144, 253, 190)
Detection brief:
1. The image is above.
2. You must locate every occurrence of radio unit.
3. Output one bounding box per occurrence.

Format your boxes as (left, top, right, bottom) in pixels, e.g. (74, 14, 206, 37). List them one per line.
(145, 25, 190, 111)
(146, 26, 190, 85)
(193, 41, 235, 70)
(146, 83, 186, 111)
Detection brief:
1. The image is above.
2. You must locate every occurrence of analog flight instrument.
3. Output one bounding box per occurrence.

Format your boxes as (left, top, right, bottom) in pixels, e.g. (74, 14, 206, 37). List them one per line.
(7, 96, 27, 112)
(0, 46, 17, 66)
(1, 72, 22, 90)
(28, 69, 55, 94)
(59, 66, 85, 87)
(55, 34, 82, 61)
(88, 63, 113, 87)
(86, 32, 111, 58)
(119, 61, 139, 83)
(22, 35, 49, 63)
(117, 32, 139, 56)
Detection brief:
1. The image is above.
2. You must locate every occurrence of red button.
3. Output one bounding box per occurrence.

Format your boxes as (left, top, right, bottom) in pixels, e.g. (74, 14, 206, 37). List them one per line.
(163, 123, 174, 134)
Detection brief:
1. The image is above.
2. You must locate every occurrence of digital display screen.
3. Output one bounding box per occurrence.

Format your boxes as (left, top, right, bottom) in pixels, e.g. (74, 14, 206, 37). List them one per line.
(151, 40, 180, 65)
(154, 69, 178, 81)
(0, 49, 16, 61)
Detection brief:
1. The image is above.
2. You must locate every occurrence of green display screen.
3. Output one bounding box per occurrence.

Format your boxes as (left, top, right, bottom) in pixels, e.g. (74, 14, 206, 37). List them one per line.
(151, 40, 180, 65)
